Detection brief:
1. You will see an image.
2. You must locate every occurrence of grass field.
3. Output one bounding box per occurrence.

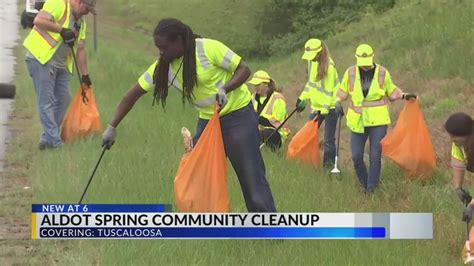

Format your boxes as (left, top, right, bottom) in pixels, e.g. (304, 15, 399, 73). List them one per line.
(1, 0, 473, 264)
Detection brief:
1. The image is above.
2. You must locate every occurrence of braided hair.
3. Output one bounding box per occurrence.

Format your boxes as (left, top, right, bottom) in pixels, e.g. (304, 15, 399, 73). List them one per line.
(445, 112, 474, 172)
(153, 18, 197, 107)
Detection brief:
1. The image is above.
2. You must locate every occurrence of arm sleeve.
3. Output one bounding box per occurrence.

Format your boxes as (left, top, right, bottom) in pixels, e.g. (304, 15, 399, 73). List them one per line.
(385, 70, 403, 100)
(451, 143, 467, 170)
(272, 99, 287, 123)
(42, 0, 63, 22)
(78, 19, 87, 41)
(336, 69, 350, 101)
(206, 39, 242, 72)
(137, 61, 158, 92)
(298, 85, 310, 101)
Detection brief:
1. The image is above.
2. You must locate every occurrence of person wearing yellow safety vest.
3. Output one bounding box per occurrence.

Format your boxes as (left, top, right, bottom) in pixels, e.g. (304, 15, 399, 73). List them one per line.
(248, 70, 289, 151)
(336, 44, 417, 193)
(444, 113, 474, 221)
(296, 38, 340, 169)
(23, 0, 95, 150)
(101, 18, 276, 212)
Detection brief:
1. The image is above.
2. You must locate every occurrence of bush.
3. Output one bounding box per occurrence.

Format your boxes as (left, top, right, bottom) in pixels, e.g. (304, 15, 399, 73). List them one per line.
(257, 0, 395, 56)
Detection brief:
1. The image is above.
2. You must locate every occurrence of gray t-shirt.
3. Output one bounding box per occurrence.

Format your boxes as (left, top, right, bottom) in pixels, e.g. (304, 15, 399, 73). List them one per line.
(26, 9, 81, 69)
(359, 65, 376, 98)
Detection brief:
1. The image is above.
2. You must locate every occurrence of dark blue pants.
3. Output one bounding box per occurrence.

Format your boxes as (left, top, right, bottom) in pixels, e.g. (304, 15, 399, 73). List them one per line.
(350, 125, 387, 193)
(193, 103, 277, 212)
(308, 109, 338, 169)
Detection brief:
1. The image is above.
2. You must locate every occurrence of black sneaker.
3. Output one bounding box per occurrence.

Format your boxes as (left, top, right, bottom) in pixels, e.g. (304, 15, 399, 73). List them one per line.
(38, 142, 56, 150)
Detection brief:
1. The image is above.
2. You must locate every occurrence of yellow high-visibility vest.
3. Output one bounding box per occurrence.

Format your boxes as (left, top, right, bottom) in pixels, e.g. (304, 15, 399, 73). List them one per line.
(138, 38, 251, 119)
(298, 59, 339, 115)
(23, 0, 87, 73)
(251, 92, 289, 140)
(337, 64, 402, 133)
(451, 143, 467, 170)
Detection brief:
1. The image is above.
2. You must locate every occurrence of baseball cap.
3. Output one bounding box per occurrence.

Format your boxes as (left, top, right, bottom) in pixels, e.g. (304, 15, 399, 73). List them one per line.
(301, 39, 322, 60)
(248, 70, 271, 85)
(355, 44, 374, 66)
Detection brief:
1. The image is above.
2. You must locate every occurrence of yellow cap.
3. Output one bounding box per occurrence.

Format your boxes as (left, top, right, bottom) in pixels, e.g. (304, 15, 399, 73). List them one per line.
(248, 70, 271, 85)
(301, 39, 322, 60)
(355, 44, 374, 66)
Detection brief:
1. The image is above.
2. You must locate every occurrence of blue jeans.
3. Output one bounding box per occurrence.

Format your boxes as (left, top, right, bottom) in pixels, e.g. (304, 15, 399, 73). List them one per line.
(350, 125, 387, 193)
(308, 109, 338, 168)
(26, 58, 71, 147)
(193, 103, 277, 212)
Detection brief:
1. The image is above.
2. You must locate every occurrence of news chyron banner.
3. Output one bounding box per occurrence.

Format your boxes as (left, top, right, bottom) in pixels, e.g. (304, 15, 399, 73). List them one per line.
(32, 204, 433, 239)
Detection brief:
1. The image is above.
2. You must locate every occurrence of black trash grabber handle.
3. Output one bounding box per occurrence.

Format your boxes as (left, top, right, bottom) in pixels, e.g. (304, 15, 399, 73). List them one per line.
(78, 147, 107, 204)
(260, 107, 298, 149)
(70, 46, 89, 105)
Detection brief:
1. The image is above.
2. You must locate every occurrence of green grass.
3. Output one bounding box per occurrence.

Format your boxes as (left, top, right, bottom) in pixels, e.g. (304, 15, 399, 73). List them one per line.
(2, 0, 474, 265)
(106, 0, 266, 58)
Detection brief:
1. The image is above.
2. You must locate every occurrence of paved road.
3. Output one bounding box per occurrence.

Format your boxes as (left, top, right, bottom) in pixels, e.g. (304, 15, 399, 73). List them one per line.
(0, 0, 19, 172)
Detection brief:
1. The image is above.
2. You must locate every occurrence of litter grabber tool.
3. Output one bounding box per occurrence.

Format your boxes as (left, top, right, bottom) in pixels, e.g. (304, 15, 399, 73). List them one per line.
(70, 46, 89, 105)
(78, 147, 107, 204)
(259, 107, 297, 150)
(331, 112, 343, 174)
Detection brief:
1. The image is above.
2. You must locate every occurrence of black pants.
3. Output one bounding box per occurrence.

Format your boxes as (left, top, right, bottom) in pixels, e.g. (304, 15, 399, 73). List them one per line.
(309, 109, 338, 169)
(259, 128, 282, 151)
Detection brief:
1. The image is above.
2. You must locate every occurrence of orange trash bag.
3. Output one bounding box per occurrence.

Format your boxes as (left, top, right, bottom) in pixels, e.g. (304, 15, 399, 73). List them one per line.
(287, 120, 320, 166)
(380, 99, 436, 179)
(174, 104, 229, 212)
(61, 87, 103, 142)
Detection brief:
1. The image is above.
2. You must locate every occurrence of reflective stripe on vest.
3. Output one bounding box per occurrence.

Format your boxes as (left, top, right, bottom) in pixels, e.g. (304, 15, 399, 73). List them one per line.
(378, 66, 386, 90)
(265, 94, 285, 116)
(348, 65, 386, 92)
(168, 67, 182, 92)
(337, 88, 348, 100)
(196, 39, 210, 69)
(307, 81, 333, 97)
(348, 66, 357, 93)
(33, 0, 69, 47)
(260, 93, 289, 135)
(349, 97, 389, 114)
(194, 95, 215, 108)
(142, 71, 154, 88)
(192, 80, 223, 108)
(221, 49, 235, 70)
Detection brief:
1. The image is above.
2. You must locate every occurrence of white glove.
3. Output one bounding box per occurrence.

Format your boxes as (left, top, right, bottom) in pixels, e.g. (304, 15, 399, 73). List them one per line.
(216, 87, 228, 109)
(102, 125, 116, 149)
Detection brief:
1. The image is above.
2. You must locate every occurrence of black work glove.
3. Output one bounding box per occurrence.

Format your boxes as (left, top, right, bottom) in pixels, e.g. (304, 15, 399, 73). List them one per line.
(60, 28, 76, 47)
(82, 75, 92, 87)
(402, 93, 417, 101)
(456, 188, 472, 204)
(463, 203, 474, 222)
(258, 116, 274, 128)
(335, 101, 344, 116)
(295, 99, 306, 113)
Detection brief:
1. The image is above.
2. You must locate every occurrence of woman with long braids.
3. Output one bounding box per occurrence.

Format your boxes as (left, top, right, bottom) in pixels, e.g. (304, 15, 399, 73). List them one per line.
(102, 18, 276, 212)
(444, 112, 474, 221)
